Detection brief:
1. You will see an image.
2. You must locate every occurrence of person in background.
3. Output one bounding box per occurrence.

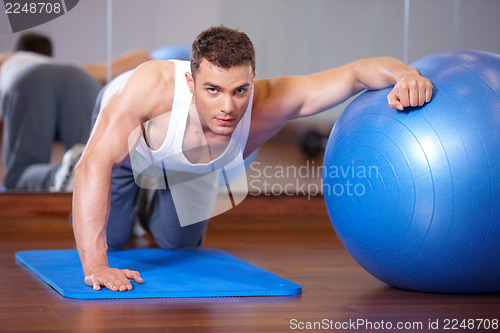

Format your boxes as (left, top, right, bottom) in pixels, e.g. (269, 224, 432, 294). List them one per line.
(0, 32, 155, 191)
(0, 32, 100, 191)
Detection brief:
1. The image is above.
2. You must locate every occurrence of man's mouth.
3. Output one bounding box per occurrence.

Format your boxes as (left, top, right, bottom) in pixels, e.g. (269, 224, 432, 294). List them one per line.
(215, 117, 236, 126)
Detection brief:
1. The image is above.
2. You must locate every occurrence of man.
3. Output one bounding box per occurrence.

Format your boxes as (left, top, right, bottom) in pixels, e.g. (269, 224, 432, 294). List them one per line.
(1, 32, 101, 191)
(73, 26, 433, 292)
(0, 32, 151, 191)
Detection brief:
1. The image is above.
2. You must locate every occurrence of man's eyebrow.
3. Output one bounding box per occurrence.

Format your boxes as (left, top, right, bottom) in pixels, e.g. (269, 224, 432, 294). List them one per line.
(202, 82, 251, 90)
(235, 83, 251, 90)
(202, 82, 222, 89)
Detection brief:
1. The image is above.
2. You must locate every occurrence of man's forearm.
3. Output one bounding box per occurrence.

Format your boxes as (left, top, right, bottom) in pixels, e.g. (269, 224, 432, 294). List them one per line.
(72, 162, 111, 277)
(352, 57, 420, 91)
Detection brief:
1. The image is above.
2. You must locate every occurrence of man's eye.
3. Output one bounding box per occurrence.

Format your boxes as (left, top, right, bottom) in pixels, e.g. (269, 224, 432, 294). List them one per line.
(208, 88, 218, 94)
(235, 88, 246, 95)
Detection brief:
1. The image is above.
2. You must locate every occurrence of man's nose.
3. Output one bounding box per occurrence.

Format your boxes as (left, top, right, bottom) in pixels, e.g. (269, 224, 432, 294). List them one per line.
(221, 94, 235, 114)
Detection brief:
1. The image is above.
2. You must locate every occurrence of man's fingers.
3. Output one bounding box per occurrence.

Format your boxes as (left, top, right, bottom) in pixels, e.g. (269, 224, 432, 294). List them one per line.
(90, 275, 115, 291)
(109, 270, 133, 291)
(417, 81, 427, 106)
(425, 82, 433, 103)
(397, 86, 410, 108)
(409, 85, 419, 107)
(387, 89, 404, 111)
(85, 275, 103, 291)
(388, 78, 433, 110)
(122, 269, 143, 284)
(85, 268, 141, 292)
(92, 278, 102, 291)
(415, 79, 433, 106)
(100, 274, 124, 291)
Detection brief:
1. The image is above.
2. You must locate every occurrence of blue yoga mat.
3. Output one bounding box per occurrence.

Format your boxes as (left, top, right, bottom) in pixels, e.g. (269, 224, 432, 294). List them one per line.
(15, 248, 302, 299)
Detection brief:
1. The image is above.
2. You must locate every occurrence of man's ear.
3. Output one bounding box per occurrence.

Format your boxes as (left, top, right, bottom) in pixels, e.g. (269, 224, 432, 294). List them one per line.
(185, 72, 195, 95)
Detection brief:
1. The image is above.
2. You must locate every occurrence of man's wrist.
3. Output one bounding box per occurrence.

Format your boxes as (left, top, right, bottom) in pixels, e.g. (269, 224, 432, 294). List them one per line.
(78, 248, 109, 276)
(394, 64, 420, 82)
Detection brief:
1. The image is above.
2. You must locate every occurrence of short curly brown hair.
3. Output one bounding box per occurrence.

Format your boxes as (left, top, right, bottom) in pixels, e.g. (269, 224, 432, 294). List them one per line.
(191, 25, 255, 77)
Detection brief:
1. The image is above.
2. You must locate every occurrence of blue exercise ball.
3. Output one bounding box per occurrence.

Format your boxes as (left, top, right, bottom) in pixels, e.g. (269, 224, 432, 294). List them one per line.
(322, 50, 500, 294)
(150, 44, 190, 61)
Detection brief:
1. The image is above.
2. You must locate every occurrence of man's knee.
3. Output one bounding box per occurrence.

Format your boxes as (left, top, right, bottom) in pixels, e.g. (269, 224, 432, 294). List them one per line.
(106, 229, 132, 251)
(152, 221, 208, 250)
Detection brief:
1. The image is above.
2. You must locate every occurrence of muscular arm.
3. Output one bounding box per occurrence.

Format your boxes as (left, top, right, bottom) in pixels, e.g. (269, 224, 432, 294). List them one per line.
(261, 57, 432, 120)
(246, 57, 432, 154)
(72, 60, 173, 291)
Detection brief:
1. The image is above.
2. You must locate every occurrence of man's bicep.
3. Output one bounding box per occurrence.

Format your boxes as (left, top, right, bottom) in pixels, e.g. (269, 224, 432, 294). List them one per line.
(85, 94, 146, 170)
(89, 63, 170, 165)
(259, 76, 309, 120)
(271, 64, 364, 121)
(262, 70, 353, 121)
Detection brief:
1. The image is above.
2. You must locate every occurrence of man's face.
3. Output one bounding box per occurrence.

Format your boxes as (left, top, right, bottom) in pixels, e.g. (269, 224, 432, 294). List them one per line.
(186, 58, 255, 137)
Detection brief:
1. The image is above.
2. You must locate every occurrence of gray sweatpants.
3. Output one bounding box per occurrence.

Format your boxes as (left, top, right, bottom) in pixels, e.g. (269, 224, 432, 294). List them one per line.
(2, 63, 100, 190)
(90, 88, 208, 251)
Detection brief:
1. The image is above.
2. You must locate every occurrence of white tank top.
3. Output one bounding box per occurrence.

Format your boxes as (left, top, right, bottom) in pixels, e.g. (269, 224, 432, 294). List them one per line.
(101, 60, 252, 172)
(100, 60, 252, 226)
(136, 60, 253, 172)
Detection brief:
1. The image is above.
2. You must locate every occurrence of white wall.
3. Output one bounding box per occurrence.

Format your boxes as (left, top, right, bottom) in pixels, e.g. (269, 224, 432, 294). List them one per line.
(1, 0, 499, 126)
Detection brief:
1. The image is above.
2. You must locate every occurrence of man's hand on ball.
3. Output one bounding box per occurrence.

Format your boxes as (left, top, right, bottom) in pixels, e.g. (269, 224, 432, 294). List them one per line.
(388, 74, 433, 111)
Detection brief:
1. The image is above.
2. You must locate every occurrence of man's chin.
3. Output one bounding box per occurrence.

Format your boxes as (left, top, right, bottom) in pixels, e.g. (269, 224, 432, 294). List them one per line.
(208, 123, 237, 137)
(213, 127, 235, 136)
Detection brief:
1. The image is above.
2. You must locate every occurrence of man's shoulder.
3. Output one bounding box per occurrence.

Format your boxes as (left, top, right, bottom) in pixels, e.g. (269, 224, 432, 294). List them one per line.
(251, 78, 281, 119)
(251, 78, 269, 108)
(123, 60, 177, 102)
(133, 59, 176, 82)
(101, 60, 178, 120)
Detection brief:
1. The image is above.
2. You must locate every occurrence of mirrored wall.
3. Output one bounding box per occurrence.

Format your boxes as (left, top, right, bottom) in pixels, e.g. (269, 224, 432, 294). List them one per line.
(1, 0, 499, 190)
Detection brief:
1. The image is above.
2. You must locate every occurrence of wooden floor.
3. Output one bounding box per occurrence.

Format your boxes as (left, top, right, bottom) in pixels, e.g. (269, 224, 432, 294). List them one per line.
(0, 194, 499, 333)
